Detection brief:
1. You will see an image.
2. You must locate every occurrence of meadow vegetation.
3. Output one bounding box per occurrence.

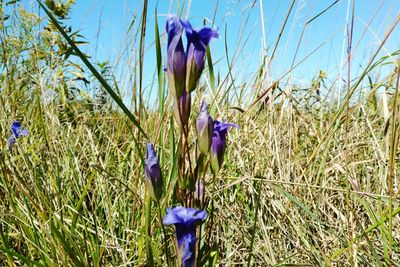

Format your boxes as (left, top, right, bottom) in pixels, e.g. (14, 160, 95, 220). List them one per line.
(0, 0, 399, 266)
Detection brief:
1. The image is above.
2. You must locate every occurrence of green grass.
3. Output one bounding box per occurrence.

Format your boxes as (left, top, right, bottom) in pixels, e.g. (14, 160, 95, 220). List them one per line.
(1, 0, 400, 266)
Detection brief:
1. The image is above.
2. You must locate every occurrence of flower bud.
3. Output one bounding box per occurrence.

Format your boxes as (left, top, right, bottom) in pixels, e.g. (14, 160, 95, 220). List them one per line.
(144, 143, 163, 200)
(181, 20, 218, 92)
(195, 100, 214, 155)
(166, 15, 186, 98)
(210, 121, 239, 174)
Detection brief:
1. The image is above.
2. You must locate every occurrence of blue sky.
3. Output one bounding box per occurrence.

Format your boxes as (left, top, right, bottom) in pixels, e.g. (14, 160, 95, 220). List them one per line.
(22, 0, 400, 104)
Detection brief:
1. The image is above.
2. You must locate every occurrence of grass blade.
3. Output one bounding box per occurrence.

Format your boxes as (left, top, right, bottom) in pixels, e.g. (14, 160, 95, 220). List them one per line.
(36, 0, 148, 139)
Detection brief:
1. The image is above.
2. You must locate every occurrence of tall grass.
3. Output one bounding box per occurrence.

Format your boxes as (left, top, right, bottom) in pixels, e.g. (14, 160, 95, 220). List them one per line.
(1, 0, 400, 266)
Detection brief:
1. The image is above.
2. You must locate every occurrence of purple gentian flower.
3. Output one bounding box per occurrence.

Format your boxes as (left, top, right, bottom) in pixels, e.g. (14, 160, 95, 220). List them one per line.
(210, 120, 239, 174)
(174, 91, 191, 128)
(166, 15, 186, 98)
(145, 143, 163, 200)
(163, 206, 207, 267)
(181, 20, 218, 92)
(7, 121, 28, 149)
(195, 100, 214, 154)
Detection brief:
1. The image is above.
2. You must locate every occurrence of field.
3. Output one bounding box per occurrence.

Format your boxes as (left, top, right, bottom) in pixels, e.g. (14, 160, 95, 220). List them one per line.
(0, 0, 400, 266)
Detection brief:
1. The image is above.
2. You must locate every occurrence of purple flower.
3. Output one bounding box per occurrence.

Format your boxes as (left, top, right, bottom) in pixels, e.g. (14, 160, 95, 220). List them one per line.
(7, 121, 28, 149)
(163, 206, 206, 267)
(145, 143, 163, 200)
(195, 100, 214, 154)
(166, 15, 218, 96)
(210, 120, 239, 174)
(174, 91, 191, 128)
(181, 20, 218, 92)
(166, 15, 186, 98)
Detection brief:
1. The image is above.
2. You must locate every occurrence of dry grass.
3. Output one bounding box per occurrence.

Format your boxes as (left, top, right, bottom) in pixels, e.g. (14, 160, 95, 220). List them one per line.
(1, 1, 400, 266)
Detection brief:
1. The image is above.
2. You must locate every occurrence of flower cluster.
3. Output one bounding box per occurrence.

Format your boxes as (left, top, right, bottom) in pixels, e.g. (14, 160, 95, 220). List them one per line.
(143, 15, 238, 267)
(166, 15, 218, 128)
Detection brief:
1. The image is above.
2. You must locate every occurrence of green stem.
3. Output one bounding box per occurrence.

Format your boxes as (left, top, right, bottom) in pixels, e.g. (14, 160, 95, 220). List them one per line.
(157, 201, 170, 267)
(387, 56, 400, 265)
(207, 174, 216, 245)
(145, 195, 154, 266)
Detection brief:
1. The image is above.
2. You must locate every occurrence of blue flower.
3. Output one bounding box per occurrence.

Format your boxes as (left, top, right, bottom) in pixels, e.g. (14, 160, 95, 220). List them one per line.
(181, 19, 218, 92)
(166, 15, 186, 98)
(145, 143, 163, 200)
(195, 100, 214, 154)
(163, 206, 206, 267)
(7, 121, 28, 149)
(210, 121, 239, 174)
(166, 15, 218, 96)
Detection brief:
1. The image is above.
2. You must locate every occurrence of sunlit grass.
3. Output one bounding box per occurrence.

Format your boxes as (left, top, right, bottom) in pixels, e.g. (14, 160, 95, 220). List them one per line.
(1, 0, 400, 266)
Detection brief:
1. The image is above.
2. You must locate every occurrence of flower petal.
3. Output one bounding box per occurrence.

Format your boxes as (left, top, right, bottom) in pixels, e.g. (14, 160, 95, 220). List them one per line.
(19, 128, 28, 136)
(181, 234, 196, 267)
(163, 206, 206, 225)
(11, 121, 22, 137)
(163, 206, 185, 225)
(198, 27, 219, 46)
(166, 15, 184, 47)
(145, 143, 163, 200)
(180, 19, 193, 36)
(166, 15, 186, 97)
(182, 19, 218, 92)
(210, 120, 238, 174)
